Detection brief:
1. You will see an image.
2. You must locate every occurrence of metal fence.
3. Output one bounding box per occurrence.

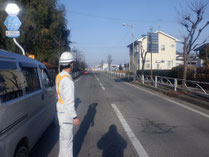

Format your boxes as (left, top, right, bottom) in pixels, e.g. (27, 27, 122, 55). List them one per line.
(72, 71, 80, 78)
(106, 71, 209, 98)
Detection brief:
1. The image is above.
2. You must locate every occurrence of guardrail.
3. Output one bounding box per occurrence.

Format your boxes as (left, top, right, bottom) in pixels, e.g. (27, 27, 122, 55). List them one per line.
(106, 71, 209, 98)
(72, 71, 81, 79)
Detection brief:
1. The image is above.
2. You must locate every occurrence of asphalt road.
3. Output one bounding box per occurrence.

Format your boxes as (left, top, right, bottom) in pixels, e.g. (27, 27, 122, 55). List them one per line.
(30, 72, 209, 157)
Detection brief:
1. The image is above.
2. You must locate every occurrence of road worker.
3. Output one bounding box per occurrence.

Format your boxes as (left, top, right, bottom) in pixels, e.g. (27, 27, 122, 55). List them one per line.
(56, 51, 80, 157)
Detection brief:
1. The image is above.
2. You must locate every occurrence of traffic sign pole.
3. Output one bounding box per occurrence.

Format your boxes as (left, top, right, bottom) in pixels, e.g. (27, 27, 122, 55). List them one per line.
(13, 38, 25, 55)
(4, 3, 25, 56)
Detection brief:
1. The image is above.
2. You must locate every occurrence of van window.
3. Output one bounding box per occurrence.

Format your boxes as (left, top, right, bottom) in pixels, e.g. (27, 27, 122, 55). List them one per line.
(0, 61, 23, 103)
(41, 69, 51, 88)
(21, 67, 41, 94)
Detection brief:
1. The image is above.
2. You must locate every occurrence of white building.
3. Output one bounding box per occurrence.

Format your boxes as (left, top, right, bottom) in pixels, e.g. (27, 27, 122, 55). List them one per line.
(127, 30, 179, 71)
(176, 52, 203, 67)
(95, 63, 119, 71)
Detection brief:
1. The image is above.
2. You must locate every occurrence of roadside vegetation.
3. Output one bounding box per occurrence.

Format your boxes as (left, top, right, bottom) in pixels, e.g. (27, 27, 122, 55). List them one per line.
(0, 0, 87, 71)
(137, 66, 209, 83)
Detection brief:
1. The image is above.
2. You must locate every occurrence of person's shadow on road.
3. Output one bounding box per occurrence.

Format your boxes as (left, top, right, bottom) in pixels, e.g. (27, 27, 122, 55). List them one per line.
(75, 97, 81, 110)
(97, 124, 127, 157)
(73, 103, 98, 157)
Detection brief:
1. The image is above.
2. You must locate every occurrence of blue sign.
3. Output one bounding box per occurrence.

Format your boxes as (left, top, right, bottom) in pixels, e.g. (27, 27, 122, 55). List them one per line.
(4, 16, 21, 31)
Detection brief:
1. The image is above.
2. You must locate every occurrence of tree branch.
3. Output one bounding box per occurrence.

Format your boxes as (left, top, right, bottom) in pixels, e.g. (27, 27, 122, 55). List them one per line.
(191, 21, 209, 49)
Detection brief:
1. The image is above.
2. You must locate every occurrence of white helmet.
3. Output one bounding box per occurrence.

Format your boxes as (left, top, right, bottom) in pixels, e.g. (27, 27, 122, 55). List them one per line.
(59, 51, 75, 66)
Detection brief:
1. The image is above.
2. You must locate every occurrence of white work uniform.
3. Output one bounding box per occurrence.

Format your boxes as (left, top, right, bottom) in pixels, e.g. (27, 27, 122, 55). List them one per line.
(56, 70, 77, 157)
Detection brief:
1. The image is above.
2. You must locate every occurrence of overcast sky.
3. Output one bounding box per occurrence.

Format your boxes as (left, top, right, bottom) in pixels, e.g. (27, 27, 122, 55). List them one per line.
(58, 0, 209, 67)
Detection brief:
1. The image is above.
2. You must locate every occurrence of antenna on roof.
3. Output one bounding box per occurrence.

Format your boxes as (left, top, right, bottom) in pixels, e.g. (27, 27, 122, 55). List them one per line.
(158, 23, 160, 31)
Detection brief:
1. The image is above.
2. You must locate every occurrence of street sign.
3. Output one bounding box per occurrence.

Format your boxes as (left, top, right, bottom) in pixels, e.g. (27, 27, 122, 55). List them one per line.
(5, 4, 20, 16)
(6, 30, 20, 38)
(4, 16, 21, 31)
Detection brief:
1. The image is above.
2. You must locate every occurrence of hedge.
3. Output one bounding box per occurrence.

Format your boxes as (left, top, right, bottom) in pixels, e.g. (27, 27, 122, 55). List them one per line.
(137, 66, 209, 82)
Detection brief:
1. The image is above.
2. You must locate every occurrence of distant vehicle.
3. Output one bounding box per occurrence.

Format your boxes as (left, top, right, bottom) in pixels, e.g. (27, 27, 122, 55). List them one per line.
(83, 71, 88, 75)
(0, 50, 56, 157)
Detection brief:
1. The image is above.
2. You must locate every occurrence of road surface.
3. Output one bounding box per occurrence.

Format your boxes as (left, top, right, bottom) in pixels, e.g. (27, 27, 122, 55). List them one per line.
(30, 72, 209, 157)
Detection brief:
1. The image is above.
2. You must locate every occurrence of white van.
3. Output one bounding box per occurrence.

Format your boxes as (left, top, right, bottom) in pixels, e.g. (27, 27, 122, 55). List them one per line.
(0, 50, 57, 157)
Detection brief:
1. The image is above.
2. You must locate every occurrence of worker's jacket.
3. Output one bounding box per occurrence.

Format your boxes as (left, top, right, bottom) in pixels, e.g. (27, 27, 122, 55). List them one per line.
(56, 70, 77, 124)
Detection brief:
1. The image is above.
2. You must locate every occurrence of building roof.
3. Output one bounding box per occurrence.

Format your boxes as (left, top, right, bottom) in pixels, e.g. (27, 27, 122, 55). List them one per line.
(155, 30, 180, 42)
(127, 30, 180, 47)
(194, 43, 209, 51)
(127, 40, 140, 48)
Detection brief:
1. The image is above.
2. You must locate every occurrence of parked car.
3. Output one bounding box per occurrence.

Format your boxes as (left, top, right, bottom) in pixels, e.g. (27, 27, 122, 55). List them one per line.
(83, 71, 88, 75)
(0, 50, 57, 157)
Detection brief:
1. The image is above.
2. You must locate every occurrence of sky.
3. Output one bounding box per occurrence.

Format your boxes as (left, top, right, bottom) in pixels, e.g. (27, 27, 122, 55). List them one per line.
(58, 0, 209, 67)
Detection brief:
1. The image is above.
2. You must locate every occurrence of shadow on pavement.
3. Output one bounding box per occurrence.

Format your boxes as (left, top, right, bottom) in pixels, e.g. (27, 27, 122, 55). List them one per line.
(114, 78, 125, 83)
(30, 98, 82, 157)
(75, 97, 81, 110)
(73, 103, 98, 157)
(29, 122, 59, 157)
(114, 78, 133, 83)
(97, 124, 127, 157)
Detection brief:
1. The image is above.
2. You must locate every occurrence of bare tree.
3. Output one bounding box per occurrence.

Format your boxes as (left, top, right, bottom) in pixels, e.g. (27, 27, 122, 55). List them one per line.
(100, 60, 104, 71)
(72, 48, 84, 63)
(141, 49, 148, 75)
(139, 38, 148, 75)
(107, 55, 113, 71)
(178, 0, 209, 88)
(71, 48, 87, 71)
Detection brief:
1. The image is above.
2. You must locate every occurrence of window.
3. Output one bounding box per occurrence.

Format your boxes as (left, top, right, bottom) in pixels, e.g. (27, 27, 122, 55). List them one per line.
(41, 69, 51, 88)
(161, 45, 165, 51)
(171, 44, 175, 48)
(21, 67, 41, 94)
(0, 61, 23, 103)
(168, 61, 173, 67)
(157, 64, 160, 69)
(146, 64, 150, 68)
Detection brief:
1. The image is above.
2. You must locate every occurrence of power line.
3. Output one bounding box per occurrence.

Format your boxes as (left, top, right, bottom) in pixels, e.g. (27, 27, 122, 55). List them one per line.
(68, 10, 176, 23)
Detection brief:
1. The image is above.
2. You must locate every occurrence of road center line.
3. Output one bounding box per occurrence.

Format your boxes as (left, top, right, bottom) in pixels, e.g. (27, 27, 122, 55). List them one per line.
(124, 82, 209, 119)
(95, 75, 99, 81)
(99, 83, 105, 91)
(111, 104, 149, 157)
(94, 73, 105, 90)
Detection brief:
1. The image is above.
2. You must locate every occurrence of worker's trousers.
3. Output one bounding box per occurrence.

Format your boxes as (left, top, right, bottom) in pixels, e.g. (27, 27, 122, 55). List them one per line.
(58, 122, 74, 157)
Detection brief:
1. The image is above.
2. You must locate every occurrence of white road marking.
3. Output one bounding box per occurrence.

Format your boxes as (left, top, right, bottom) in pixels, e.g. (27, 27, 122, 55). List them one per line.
(94, 74, 100, 81)
(94, 73, 105, 90)
(99, 83, 105, 91)
(104, 71, 209, 118)
(124, 82, 209, 119)
(111, 104, 149, 157)
(74, 76, 82, 83)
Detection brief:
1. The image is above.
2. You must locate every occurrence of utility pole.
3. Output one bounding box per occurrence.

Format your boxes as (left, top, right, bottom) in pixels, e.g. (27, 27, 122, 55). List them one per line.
(122, 23, 135, 80)
(150, 27, 153, 78)
(132, 24, 135, 80)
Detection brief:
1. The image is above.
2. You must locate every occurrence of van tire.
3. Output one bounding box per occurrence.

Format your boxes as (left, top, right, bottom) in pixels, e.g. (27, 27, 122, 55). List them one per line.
(14, 145, 29, 157)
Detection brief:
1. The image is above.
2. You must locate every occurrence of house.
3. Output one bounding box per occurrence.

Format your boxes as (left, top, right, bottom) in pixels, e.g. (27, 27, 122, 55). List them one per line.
(194, 43, 209, 66)
(127, 30, 179, 71)
(176, 52, 203, 67)
(95, 63, 119, 71)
